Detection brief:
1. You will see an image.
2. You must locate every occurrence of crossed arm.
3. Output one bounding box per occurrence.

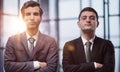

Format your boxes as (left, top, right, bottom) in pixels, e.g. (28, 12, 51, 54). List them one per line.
(62, 41, 115, 72)
(4, 37, 58, 72)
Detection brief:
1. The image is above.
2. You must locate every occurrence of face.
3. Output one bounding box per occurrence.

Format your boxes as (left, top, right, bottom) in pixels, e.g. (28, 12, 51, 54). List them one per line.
(23, 6, 42, 30)
(77, 11, 99, 33)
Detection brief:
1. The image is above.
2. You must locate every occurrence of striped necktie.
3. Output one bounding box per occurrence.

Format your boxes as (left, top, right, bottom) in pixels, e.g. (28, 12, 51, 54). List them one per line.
(28, 37, 35, 52)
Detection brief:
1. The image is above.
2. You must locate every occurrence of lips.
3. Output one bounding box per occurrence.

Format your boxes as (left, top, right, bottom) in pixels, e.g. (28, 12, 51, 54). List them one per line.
(29, 22, 35, 25)
(85, 24, 91, 26)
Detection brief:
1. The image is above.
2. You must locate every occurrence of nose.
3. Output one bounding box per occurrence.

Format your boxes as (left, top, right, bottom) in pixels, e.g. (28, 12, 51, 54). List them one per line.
(86, 17, 90, 21)
(30, 14, 34, 20)
(86, 17, 91, 23)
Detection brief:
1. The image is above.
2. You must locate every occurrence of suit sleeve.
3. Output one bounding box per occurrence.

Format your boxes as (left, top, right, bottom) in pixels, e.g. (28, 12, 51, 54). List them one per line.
(4, 37, 34, 72)
(62, 42, 95, 72)
(96, 41, 115, 72)
(35, 39, 58, 72)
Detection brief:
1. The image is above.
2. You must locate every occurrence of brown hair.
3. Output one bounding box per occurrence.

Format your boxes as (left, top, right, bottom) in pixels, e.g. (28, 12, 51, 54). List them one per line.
(21, 1, 43, 17)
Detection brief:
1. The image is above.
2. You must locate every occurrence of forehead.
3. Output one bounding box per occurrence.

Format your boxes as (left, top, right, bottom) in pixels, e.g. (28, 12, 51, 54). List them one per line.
(24, 6, 40, 13)
(80, 11, 96, 17)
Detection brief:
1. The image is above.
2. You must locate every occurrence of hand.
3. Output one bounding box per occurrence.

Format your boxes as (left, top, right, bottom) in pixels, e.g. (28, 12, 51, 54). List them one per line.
(39, 62, 47, 68)
(96, 63, 103, 69)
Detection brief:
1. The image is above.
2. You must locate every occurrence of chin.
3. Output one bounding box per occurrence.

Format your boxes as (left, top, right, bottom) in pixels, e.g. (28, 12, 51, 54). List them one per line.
(29, 26, 36, 28)
(83, 29, 93, 33)
(27, 27, 36, 29)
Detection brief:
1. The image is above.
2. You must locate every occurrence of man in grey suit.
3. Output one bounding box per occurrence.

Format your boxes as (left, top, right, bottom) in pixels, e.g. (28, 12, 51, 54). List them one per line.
(4, 1, 58, 72)
(62, 7, 115, 72)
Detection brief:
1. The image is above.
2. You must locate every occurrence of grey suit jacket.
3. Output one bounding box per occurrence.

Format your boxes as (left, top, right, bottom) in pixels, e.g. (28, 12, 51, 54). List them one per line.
(4, 32, 58, 72)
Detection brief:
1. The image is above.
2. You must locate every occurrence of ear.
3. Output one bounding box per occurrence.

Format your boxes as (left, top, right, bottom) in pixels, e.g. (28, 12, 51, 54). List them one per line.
(77, 21, 80, 26)
(97, 21, 99, 27)
(40, 16, 42, 21)
(77, 20, 81, 29)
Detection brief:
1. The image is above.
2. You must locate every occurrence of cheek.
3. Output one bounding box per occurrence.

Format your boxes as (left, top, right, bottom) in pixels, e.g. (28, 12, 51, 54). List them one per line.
(78, 22, 84, 28)
(36, 17, 41, 22)
(23, 17, 29, 22)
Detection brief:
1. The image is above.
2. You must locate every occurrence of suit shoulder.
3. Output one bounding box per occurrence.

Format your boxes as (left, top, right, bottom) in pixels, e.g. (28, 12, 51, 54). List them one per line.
(95, 37, 113, 45)
(41, 33, 56, 41)
(63, 38, 80, 52)
(65, 37, 80, 44)
(96, 37, 111, 42)
(64, 38, 81, 49)
(8, 32, 24, 39)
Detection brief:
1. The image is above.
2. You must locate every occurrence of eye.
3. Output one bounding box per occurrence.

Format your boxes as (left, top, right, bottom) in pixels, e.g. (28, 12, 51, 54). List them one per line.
(25, 13, 31, 16)
(81, 16, 87, 20)
(89, 16, 95, 20)
(34, 12, 39, 16)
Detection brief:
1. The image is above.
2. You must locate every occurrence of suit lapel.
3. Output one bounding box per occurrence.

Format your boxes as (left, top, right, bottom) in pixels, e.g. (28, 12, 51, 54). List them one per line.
(75, 37, 86, 63)
(31, 32, 44, 58)
(20, 32, 31, 58)
(91, 36, 99, 60)
(75, 36, 100, 62)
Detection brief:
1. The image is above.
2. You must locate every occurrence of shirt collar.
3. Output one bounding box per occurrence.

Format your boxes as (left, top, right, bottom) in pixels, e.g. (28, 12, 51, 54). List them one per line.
(26, 31, 39, 40)
(81, 36, 95, 45)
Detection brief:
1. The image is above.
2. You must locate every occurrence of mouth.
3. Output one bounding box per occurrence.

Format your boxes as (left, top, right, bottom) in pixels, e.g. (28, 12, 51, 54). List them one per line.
(85, 24, 91, 26)
(28, 22, 36, 25)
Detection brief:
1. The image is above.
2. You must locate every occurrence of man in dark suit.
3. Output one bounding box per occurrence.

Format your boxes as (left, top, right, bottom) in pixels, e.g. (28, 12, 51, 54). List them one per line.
(4, 1, 58, 72)
(62, 7, 115, 72)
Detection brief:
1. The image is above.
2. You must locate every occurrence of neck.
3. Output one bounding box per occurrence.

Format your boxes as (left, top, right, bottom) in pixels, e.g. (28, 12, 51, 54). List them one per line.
(82, 31, 95, 41)
(26, 28, 38, 36)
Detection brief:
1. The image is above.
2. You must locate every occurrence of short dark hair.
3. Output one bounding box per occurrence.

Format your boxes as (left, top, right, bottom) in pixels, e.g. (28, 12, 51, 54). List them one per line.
(78, 7, 98, 21)
(21, 1, 43, 17)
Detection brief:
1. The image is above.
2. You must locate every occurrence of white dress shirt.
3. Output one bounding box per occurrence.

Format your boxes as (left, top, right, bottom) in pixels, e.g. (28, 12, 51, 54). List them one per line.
(81, 36, 97, 69)
(26, 31, 40, 69)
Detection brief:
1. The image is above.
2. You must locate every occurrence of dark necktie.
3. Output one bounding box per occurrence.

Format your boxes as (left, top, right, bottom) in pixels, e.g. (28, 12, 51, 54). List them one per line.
(28, 37, 35, 52)
(85, 41, 92, 62)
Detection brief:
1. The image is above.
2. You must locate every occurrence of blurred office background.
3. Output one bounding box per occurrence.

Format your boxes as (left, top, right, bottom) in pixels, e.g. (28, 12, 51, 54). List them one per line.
(0, 0, 120, 72)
